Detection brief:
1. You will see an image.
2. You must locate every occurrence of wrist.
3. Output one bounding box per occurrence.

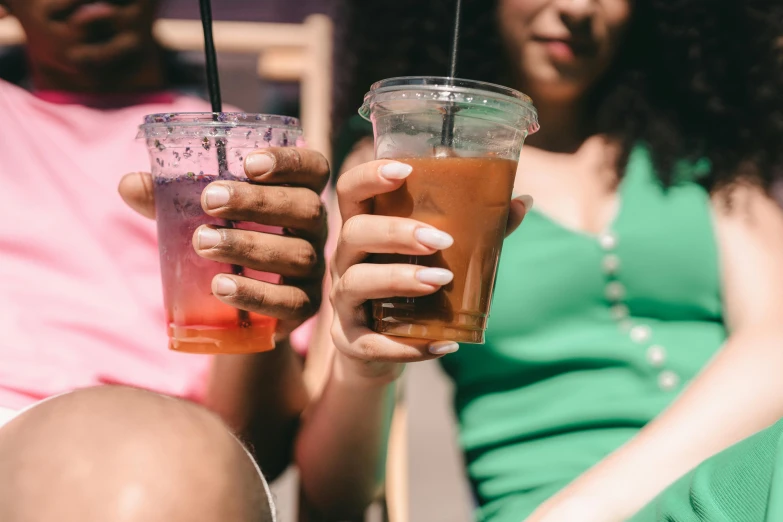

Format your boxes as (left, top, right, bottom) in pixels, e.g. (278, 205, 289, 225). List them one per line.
(333, 351, 403, 389)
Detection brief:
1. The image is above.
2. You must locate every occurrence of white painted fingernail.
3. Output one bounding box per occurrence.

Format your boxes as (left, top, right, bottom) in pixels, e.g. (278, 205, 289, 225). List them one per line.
(517, 195, 534, 212)
(214, 276, 238, 296)
(414, 228, 454, 250)
(416, 268, 454, 286)
(429, 341, 459, 355)
(379, 162, 413, 180)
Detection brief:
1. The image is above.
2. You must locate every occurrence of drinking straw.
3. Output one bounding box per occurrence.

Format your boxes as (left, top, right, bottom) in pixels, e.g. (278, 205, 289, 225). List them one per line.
(198, 0, 222, 113)
(440, 0, 463, 147)
(199, 0, 251, 328)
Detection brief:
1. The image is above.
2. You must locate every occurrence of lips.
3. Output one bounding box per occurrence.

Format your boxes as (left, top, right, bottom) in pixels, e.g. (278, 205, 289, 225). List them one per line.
(49, 0, 133, 23)
(534, 35, 596, 58)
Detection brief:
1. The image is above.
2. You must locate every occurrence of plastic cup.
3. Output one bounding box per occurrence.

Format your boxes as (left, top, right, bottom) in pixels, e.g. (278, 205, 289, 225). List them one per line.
(359, 77, 538, 344)
(138, 112, 303, 354)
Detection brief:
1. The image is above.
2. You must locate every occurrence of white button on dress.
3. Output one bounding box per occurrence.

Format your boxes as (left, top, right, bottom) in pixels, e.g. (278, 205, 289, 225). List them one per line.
(599, 231, 618, 250)
(658, 370, 680, 391)
(630, 325, 652, 344)
(605, 281, 626, 301)
(647, 345, 666, 367)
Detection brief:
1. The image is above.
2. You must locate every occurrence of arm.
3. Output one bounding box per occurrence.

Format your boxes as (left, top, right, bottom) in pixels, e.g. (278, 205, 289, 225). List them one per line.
(527, 184, 783, 521)
(204, 344, 309, 479)
(293, 151, 531, 520)
(119, 147, 330, 480)
(295, 349, 397, 520)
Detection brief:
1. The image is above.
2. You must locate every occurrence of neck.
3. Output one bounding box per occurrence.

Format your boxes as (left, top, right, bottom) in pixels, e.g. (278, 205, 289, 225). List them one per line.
(523, 91, 591, 154)
(29, 44, 168, 95)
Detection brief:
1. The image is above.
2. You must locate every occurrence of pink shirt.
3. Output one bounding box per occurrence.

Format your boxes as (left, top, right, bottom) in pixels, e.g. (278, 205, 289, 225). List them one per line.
(0, 80, 311, 410)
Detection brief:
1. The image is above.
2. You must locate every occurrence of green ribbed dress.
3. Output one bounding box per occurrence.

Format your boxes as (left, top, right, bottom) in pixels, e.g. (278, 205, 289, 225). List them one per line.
(439, 146, 727, 521)
(631, 416, 783, 522)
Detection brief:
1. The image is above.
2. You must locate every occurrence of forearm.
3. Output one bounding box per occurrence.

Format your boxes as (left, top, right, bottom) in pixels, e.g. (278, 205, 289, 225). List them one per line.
(204, 340, 309, 479)
(548, 328, 783, 520)
(295, 352, 396, 520)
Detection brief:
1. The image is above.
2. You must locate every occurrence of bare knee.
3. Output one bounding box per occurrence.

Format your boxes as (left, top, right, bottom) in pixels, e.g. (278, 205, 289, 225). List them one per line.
(0, 386, 274, 522)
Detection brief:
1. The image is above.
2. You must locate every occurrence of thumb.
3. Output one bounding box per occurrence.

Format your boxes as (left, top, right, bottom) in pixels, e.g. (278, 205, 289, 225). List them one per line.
(505, 195, 533, 237)
(118, 172, 156, 219)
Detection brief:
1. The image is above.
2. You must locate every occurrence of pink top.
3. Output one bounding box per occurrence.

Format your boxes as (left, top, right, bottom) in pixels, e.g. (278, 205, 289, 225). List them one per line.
(0, 80, 312, 410)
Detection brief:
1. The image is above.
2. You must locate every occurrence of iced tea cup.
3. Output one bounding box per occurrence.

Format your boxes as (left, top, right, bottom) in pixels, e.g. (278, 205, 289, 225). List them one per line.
(138, 113, 303, 354)
(359, 77, 538, 344)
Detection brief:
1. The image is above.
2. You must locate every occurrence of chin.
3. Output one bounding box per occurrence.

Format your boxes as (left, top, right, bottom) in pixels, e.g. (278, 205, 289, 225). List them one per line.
(66, 32, 143, 70)
(525, 70, 584, 102)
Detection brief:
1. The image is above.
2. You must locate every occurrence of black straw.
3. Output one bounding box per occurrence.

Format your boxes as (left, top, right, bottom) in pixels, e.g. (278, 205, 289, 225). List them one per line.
(441, 0, 463, 147)
(198, 0, 250, 328)
(448, 0, 462, 78)
(198, 0, 222, 113)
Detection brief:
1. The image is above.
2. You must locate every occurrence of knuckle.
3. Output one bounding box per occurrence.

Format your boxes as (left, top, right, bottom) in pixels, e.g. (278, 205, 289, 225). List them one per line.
(387, 265, 413, 293)
(284, 287, 310, 318)
(341, 215, 365, 245)
(335, 172, 352, 199)
(294, 243, 319, 272)
(251, 186, 271, 213)
(330, 321, 343, 344)
(384, 219, 406, 244)
(337, 266, 361, 296)
(257, 239, 281, 265)
(302, 196, 325, 224)
(279, 147, 303, 172)
(315, 154, 331, 179)
(329, 281, 340, 307)
(244, 281, 268, 309)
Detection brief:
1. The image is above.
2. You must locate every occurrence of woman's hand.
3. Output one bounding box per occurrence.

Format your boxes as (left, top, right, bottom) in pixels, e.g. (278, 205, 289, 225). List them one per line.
(330, 159, 532, 384)
(119, 147, 330, 339)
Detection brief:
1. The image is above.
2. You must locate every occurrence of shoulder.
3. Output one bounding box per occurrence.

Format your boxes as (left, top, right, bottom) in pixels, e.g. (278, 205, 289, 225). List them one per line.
(711, 182, 783, 239)
(711, 182, 783, 327)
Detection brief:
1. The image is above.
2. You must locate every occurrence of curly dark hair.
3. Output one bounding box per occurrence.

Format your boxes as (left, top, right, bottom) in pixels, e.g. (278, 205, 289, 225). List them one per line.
(333, 0, 783, 191)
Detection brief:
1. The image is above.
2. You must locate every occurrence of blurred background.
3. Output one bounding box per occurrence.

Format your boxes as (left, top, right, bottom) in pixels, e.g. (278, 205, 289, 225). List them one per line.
(158, 0, 338, 119)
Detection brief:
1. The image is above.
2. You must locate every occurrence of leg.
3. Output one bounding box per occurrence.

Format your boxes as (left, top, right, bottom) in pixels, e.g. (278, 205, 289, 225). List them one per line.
(0, 386, 275, 522)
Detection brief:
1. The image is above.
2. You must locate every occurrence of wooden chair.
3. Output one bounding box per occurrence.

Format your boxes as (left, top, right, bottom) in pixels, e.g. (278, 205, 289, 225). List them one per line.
(0, 15, 333, 164)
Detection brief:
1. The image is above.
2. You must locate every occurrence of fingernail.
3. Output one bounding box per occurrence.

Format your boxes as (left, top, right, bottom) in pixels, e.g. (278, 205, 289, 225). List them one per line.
(416, 268, 454, 286)
(414, 228, 454, 250)
(379, 162, 413, 180)
(214, 276, 238, 296)
(245, 152, 275, 176)
(429, 341, 459, 355)
(197, 227, 222, 249)
(517, 194, 534, 212)
(204, 185, 230, 209)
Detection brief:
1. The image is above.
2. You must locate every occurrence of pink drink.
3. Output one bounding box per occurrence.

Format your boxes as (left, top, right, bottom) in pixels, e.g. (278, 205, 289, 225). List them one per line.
(140, 113, 302, 354)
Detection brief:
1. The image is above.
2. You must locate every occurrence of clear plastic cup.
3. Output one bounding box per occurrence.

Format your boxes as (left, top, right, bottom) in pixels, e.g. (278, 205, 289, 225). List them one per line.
(138, 113, 303, 354)
(359, 77, 538, 344)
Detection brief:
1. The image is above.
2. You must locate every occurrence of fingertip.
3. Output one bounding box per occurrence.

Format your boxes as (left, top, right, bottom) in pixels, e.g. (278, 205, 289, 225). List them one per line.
(245, 151, 275, 178)
(428, 341, 459, 355)
(212, 275, 238, 297)
(378, 161, 413, 180)
(506, 196, 532, 237)
(118, 171, 156, 220)
(202, 182, 231, 211)
(517, 194, 534, 212)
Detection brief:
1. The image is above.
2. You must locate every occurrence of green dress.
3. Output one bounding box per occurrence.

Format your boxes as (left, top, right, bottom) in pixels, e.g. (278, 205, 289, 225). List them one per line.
(630, 416, 783, 522)
(439, 145, 727, 521)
